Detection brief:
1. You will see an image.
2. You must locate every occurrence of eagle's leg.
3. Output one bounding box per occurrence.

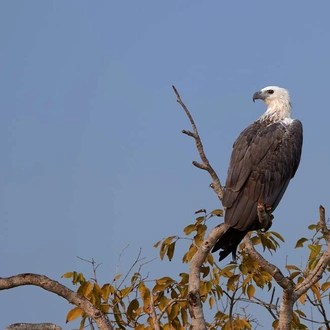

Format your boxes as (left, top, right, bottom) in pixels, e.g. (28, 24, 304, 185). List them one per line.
(257, 201, 274, 232)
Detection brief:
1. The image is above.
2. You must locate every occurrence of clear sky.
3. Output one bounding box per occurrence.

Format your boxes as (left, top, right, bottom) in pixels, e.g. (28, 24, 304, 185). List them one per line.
(1, 1, 330, 329)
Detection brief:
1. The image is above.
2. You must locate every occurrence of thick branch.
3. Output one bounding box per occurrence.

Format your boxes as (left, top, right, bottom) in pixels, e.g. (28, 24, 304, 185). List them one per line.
(149, 295, 161, 330)
(244, 235, 294, 329)
(188, 224, 229, 330)
(172, 85, 224, 201)
(244, 236, 291, 289)
(6, 324, 62, 330)
(0, 273, 113, 330)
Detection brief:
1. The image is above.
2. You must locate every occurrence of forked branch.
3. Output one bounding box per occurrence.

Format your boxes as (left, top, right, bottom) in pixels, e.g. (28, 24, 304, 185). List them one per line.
(0, 273, 113, 330)
(172, 85, 224, 201)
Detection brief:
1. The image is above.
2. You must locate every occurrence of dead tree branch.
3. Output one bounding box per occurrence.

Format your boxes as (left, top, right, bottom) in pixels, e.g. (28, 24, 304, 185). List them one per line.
(172, 85, 224, 201)
(0, 273, 113, 330)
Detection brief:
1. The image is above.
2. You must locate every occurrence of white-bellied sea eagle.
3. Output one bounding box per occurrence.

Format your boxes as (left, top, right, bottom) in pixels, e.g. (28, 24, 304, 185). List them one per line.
(212, 86, 303, 261)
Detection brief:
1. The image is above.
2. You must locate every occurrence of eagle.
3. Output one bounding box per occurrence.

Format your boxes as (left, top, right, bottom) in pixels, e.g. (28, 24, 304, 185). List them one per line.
(212, 86, 303, 261)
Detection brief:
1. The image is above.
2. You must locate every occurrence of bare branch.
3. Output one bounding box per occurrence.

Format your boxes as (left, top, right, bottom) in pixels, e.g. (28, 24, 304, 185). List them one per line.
(172, 85, 224, 201)
(0, 273, 113, 330)
(6, 324, 62, 330)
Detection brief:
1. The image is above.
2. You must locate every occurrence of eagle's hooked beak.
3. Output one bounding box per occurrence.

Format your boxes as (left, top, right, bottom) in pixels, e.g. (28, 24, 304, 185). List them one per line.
(253, 91, 264, 103)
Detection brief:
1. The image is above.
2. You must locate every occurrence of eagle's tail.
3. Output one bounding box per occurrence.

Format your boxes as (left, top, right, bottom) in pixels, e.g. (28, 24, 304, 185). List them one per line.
(211, 228, 248, 262)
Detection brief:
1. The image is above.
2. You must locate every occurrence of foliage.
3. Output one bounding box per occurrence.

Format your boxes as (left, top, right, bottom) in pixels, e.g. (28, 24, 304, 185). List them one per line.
(63, 211, 330, 330)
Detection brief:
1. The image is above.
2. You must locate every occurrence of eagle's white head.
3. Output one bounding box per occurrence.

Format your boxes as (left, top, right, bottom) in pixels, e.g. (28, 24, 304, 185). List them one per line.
(253, 86, 292, 121)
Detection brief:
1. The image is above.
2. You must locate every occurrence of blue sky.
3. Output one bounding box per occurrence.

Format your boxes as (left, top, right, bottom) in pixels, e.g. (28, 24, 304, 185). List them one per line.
(1, 1, 330, 329)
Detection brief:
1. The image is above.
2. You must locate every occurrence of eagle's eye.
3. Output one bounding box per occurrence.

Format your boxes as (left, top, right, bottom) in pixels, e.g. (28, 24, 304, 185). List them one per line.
(267, 90, 274, 94)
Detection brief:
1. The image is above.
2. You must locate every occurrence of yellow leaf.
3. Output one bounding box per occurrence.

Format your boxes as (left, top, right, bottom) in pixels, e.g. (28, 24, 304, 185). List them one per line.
(197, 224, 207, 236)
(156, 276, 174, 285)
(286, 265, 301, 271)
(295, 237, 308, 248)
(194, 234, 204, 246)
(152, 284, 166, 293)
(154, 240, 162, 248)
(299, 292, 307, 305)
(311, 284, 321, 301)
(321, 282, 330, 291)
(247, 284, 255, 299)
(114, 274, 122, 281)
(167, 242, 176, 261)
(183, 224, 196, 235)
(131, 272, 140, 284)
(200, 266, 210, 278)
(164, 235, 176, 245)
(127, 299, 139, 319)
(195, 216, 205, 224)
(101, 283, 112, 301)
(135, 325, 145, 330)
(209, 296, 214, 309)
(168, 302, 179, 321)
(158, 295, 170, 310)
(206, 253, 214, 266)
(295, 309, 306, 317)
(79, 315, 87, 330)
(179, 273, 189, 285)
(66, 307, 84, 323)
(61, 272, 74, 279)
(211, 209, 223, 217)
(289, 271, 301, 280)
(181, 307, 188, 325)
(269, 231, 285, 242)
(120, 286, 132, 298)
(182, 244, 198, 263)
(159, 242, 168, 260)
(220, 264, 237, 277)
(77, 281, 93, 298)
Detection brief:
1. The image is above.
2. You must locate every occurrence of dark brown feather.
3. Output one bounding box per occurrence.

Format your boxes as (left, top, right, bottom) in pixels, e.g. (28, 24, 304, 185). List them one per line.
(212, 119, 303, 261)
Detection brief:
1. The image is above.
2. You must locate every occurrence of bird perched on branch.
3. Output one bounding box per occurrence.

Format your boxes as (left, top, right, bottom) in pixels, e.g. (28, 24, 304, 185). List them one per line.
(212, 86, 303, 261)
